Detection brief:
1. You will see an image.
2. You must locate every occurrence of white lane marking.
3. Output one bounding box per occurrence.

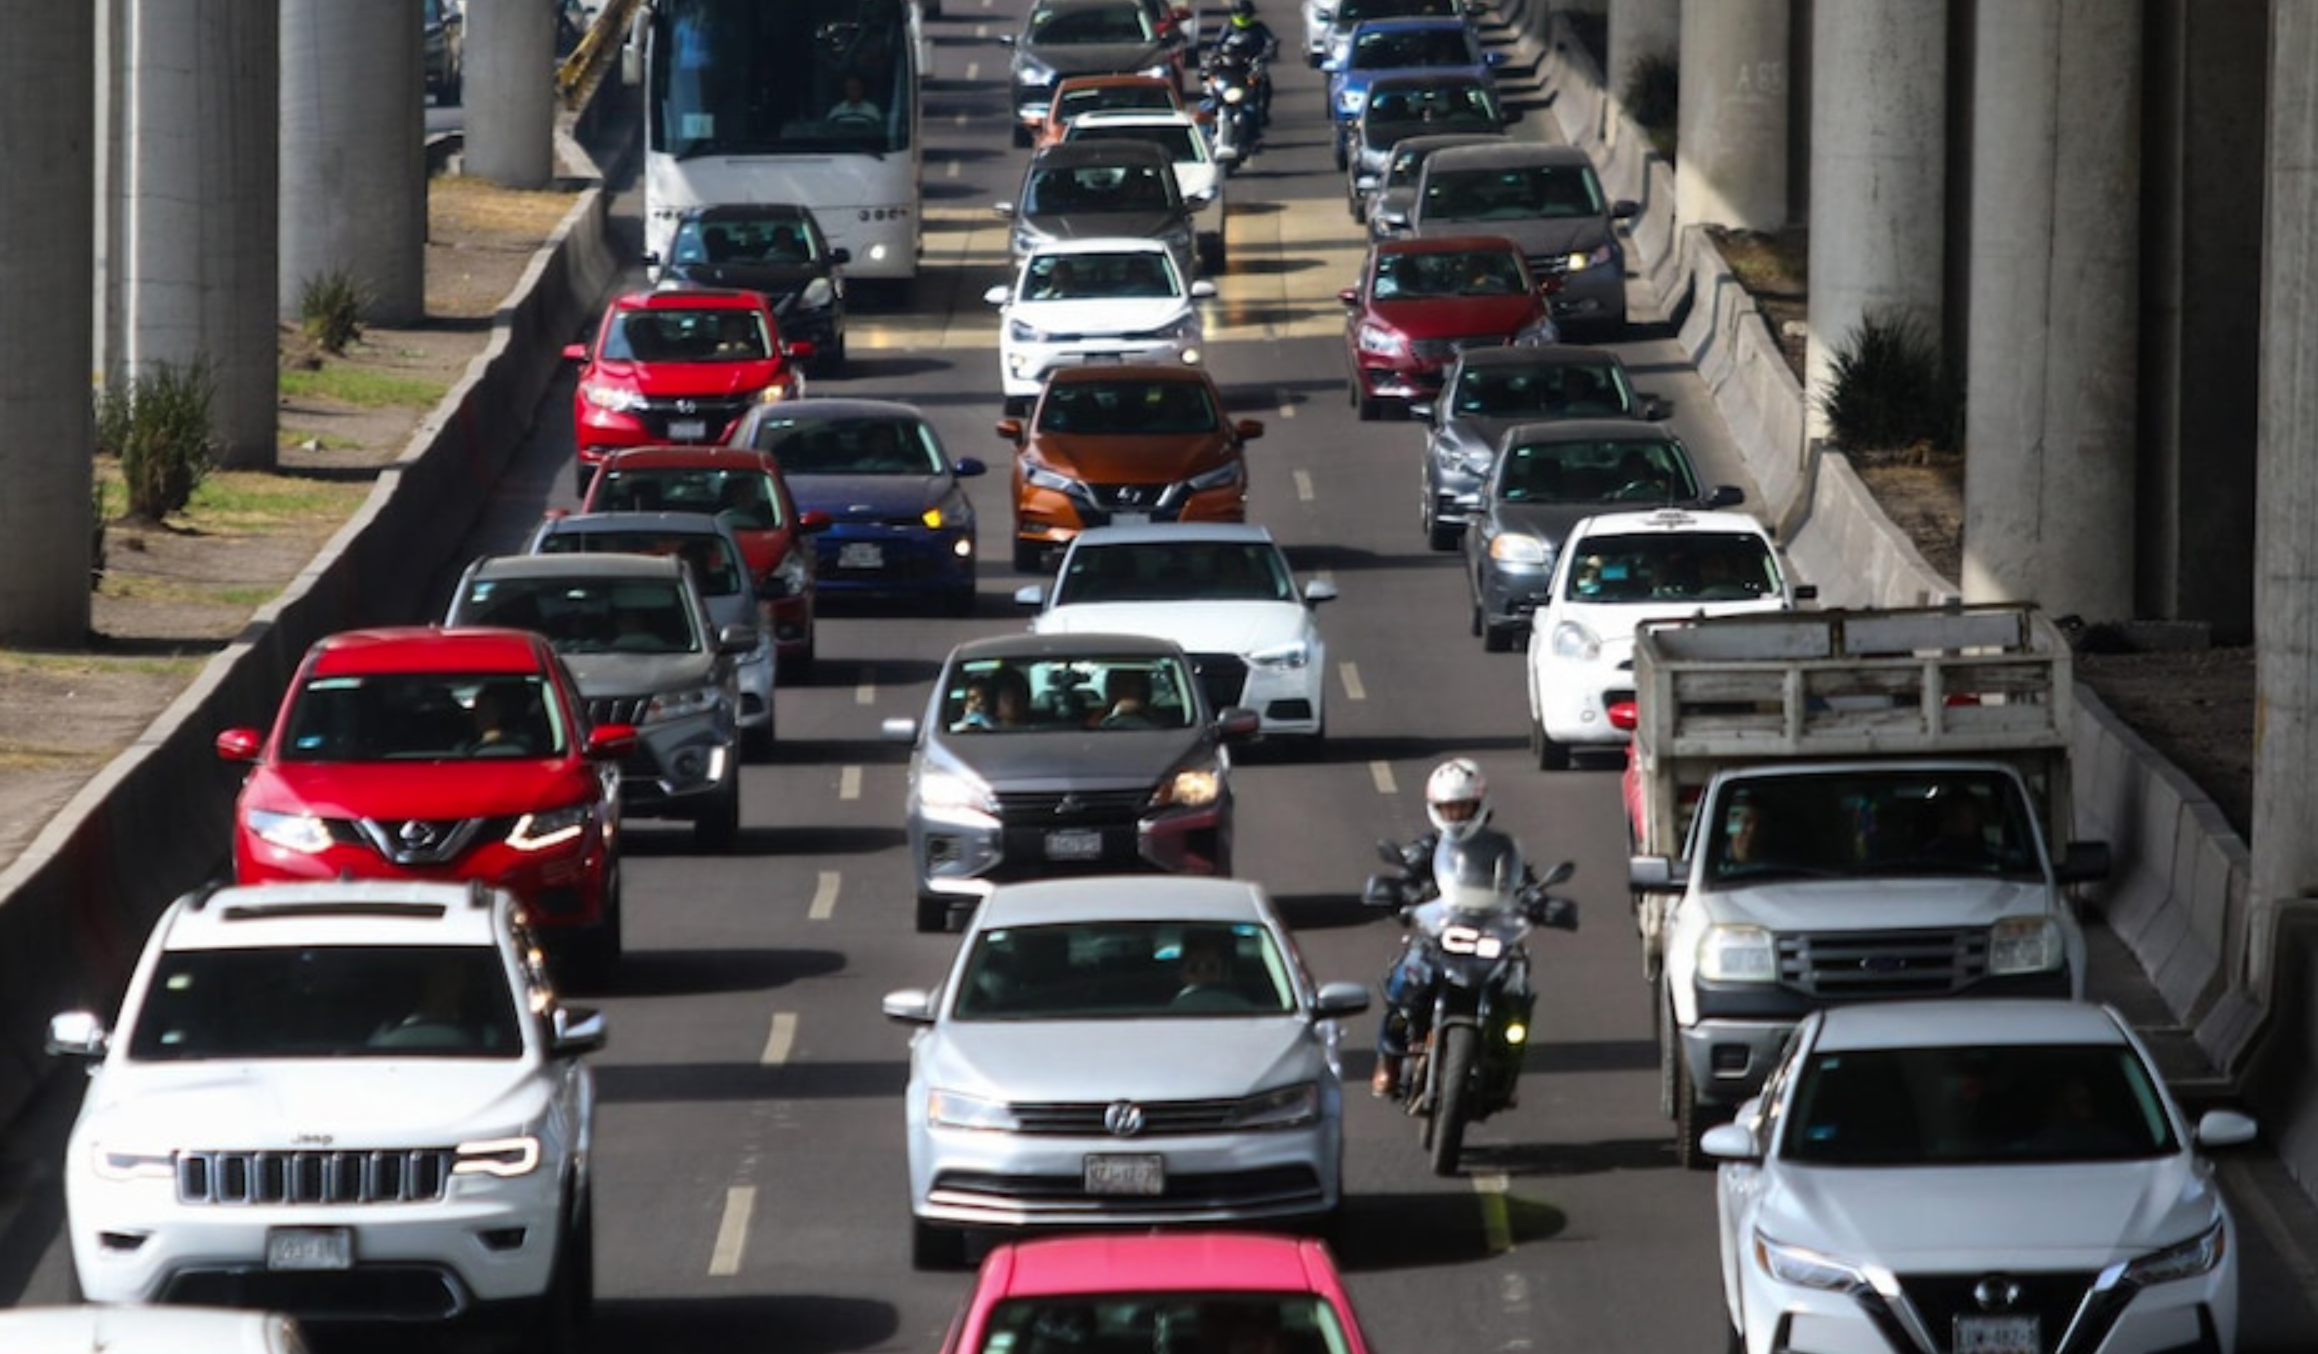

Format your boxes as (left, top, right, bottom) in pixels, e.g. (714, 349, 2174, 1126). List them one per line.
(839, 765, 863, 800)
(1294, 469, 1315, 502)
(709, 1185, 755, 1276)
(946, 158, 961, 179)
(856, 679, 877, 705)
(1370, 761, 1396, 795)
(761, 1011, 798, 1066)
(1472, 1173, 1513, 1253)
(809, 871, 840, 921)
(964, 60, 980, 80)
(1340, 663, 1365, 702)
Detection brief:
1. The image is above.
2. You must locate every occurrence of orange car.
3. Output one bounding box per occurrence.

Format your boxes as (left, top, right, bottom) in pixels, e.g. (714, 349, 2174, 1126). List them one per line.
(1034, 73, 1191, 149)
(999, 365, 1259, 571)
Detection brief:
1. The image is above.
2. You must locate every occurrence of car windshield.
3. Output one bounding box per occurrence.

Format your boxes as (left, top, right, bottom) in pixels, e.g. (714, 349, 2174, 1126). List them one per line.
(1424, 164, 1602, 220)
(1028, 1, 1154, 45)
(591, 466, 785, 527)
(280, 673, 565, 762)
(1056, 541, 1295, 605)
(1703, 771, 2045, 884)
(668, 216, 821, 266)
(977, 1295, 1353, 1354)
(1023, 251, 1183, 301)
(1561, 530, 1777, 605)
(535, 530, 746, 599)
(1361, 82, 1497, 130)
(1067, 121, 1207, 165)
(941, 655, 1198, 732)
(1372, 248, 1525, 299)
(126, 945, 523, 1061)
(1454, 364, 1635, 419)
(1494, 438, 1696, 503)
(457, 577, 702, 656)
(601, 307, 770, 362)
(1781, 1043, 2179, 1166)
(952, 921, 1295, 1019)
(1026, 162, 1176, 215)
(1350, 26, 1473, 67)
(745, 417, 945, 476)
(1036, 379, 1219, 435)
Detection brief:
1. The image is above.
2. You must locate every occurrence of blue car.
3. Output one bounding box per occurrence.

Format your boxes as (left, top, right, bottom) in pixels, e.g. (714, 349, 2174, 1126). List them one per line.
(728, 398, 986, 615)
(1322, 17, 1499, 169)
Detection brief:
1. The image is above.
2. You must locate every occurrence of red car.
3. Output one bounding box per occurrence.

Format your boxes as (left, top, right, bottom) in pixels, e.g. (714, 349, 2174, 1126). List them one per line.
(1339, 234, 1561, 420)
(939, 1233, 1375, 1354)
(564, 287, 812, 494)
(580, 445, 828, 673)
(215, 626, 633, 985)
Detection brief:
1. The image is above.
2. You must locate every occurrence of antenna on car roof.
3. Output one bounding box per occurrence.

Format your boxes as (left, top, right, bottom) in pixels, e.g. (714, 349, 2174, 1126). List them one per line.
(183, 878, 232, 912)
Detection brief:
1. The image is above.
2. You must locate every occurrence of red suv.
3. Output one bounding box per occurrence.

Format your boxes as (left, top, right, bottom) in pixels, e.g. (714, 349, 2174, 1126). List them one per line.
(1339, 234, 1560, 419)
(580, 445, 827, 674)
(215, 626, 633, 984)
(565, 287, 812, 493)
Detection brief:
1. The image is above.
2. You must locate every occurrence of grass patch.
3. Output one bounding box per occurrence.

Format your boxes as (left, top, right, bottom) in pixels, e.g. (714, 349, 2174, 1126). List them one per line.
(277, 428, 367, 451)
(0, 649, 204, 680)
(1711, 227, 1808, 300)
(279, 365, 449, 409)
(431, 174, 582, 236)
(186, 470, 371, 526)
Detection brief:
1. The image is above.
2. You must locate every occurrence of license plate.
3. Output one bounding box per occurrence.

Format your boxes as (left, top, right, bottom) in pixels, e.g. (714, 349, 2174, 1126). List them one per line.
(267, 1226, 353, 1272)
(1953, 1315, 2039, 1354)
(667, 418, 708, 440)
(839, 542, 884, 569)
(1110, 512, 1151, 527)
(1045, 828, 1103, 860)
(1084, 1153, 1164, 1195)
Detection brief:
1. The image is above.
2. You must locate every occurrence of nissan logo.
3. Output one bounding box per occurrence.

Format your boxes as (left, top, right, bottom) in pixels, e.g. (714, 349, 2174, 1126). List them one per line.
(397, 821, 439, 850)
(1973, 1277, 2023, 1311)
(1103, 1101, 1146, 1137)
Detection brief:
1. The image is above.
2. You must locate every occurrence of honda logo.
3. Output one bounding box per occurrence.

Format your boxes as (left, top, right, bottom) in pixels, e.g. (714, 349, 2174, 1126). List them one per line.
(674, 398, 699, 415)
(1103, 1101, 1146, 1137)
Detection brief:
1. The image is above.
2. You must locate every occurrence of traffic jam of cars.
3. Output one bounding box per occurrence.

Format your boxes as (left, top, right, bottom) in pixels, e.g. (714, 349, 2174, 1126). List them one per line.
(36, 1, 2280, 1352)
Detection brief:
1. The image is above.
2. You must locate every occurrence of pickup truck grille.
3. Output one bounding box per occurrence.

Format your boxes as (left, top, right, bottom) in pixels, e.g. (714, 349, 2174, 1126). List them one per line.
(178, 1148, 454, 1205)
(1779, 929, 1986, 998)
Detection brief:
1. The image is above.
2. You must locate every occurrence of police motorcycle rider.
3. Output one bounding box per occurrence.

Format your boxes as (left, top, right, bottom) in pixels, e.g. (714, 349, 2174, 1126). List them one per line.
(1210, 0, 1279, 126)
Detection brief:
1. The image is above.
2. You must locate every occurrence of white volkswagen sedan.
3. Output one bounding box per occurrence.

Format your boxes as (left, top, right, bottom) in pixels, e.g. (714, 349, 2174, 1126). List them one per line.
(882, 876, 1370, 1268)
(1017, 523, 1337, 741)
(984, 239, 1215, 412)
(1706, 999, 2257, 1354)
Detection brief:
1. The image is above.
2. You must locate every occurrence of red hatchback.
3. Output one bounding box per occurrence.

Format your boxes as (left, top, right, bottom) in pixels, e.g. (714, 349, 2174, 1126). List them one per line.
(565, 287, 812, 493)
(1339, 234, 1560, 419)
(939, 1233, 1375, 1354)
(215, 626, 633, 985)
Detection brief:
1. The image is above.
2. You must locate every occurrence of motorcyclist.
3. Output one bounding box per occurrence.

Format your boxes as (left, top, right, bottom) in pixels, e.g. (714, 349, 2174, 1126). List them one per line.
(1210, 0, 1279, 123)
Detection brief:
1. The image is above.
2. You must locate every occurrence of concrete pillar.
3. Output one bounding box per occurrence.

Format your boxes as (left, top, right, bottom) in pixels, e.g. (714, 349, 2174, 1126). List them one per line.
(0, 0, 96, 643)
(282, 0, 425, 324)
(121, 0, 279, 471)
(1606, 0, 1679, 150)
(1804, 0, 1945, 444)
(1675, 0, 1789, 230)
(2254, 5, 2318, 968)
(465, 0, 557, 189)
(1959, 0, 2140, 619)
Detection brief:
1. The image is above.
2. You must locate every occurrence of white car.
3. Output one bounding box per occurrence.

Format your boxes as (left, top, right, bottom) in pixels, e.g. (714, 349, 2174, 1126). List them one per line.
(1524, 507, 1800, 768)
(1706, 999, 2258, 1354)
(983, 238, 1215, 411)
(1017, 523, 1336, 740)
(0, 1307, 310, 1354)
(47, 880, 605, 1341)
(1061, 108, 1230, 269)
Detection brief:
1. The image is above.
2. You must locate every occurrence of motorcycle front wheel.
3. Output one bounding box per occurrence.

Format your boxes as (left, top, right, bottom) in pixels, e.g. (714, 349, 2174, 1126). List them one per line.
(1429, 1024, 1478, 1177)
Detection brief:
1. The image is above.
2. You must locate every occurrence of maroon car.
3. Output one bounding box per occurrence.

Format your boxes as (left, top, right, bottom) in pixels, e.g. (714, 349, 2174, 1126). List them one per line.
(1339, 234, 1560, 420)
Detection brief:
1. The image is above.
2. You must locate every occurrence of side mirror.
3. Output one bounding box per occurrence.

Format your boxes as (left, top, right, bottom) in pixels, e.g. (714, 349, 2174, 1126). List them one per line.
(1337, 286, 1361, 307)
(1791, 583, 1820, 604)
(2056, 840, 2113, 886)
(1214, 706, 1261, 742)
(797, 509, 835, 535)
(830, 247, 853, 266)
(1612, 199, 1641, 221)
(953, 456, 989, 478)
(881, 716, 920, 744)
(215, 728, 263, 762)
(642, 250, 663, 269)
(2195, 1109, 2259, 1148)
(993, 201, 1017, 219)
(1362, 874, 1405, 909)
(982, 284, 1012, 306)
(1700, 1121, 1759, 1161)
(1408, 401, 1436, 423)
(716, 623, 759, 655)
(1013, 584, 1046, 608)
(883, 988, 936, 1024)
(551, 1006, 609, 1056)
(1704, 484, 1746, 509)
(1303, 579, 1338, 606)
(1537, 859, 1576, 889)
(1312, 981, 1371, 1017)
(1234, 419, 1265, 442)
(1191, 279, 1219, 300)
(1526, 895, 1579, 932)
(996, 418, 1026, 442)
(1630, 855, 1684, 893)
(562, 342, 588, 361)
(585, 724, 638, 759)
(46, 1011, 107, 1061)
(783, 339, 817, 362)
(1637, 393, 1669, 421)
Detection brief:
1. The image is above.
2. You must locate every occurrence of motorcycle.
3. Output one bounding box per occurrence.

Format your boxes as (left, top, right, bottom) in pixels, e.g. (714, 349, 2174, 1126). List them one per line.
(1366, 834, 1578, 1176)
(1198, 46, 1267, 164)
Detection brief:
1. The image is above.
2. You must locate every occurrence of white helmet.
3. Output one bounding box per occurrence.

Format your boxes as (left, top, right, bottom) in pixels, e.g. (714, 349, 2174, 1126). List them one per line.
(1425, 757, 1490, 841)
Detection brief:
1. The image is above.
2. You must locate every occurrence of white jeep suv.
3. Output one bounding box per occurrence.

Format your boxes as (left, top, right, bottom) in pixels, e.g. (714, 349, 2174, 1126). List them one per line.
(47, 879, 605, 1346)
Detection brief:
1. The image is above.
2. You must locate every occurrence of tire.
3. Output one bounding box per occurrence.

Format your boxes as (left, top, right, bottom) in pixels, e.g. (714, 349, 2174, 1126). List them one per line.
(693, 773, 741, 853)
(1482, 622, 1514, 654)
(1429, 1024, 1477, 1177)
(1668, 996, 1713, 1170)
(1013, 540, 1046, 573)
(743, 721, 776, 763)
(912, 1216, 967, 1270)
(915, 892, 951, 934)
(1468, 601, 1483, 638)
(567, 874, 622, 993)
(526, 1192, 589, 1354)
(1536, 718, 1571, 771)
(1012, 124, 1033, 148)
(1427, 519, 1460, 553)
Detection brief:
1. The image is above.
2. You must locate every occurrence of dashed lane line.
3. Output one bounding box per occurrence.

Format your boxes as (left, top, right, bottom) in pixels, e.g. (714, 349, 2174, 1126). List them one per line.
(760, 1011, 797, 1067)
(1340, 662, 1365, 702)
(709, 1185, 755, 1276)
(1472, 1173, 1513, 1254)
(1371, 761, 1396, 795)
(809, 871, 840, 921)
(839, 765, 862, 800)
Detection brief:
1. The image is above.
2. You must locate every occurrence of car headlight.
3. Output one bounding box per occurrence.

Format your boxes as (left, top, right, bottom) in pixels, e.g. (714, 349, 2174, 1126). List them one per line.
(1988, 916, 2063, 975)
(1013, 55, 1058, 86)
(509, 803, 592, 851)
(1248, 640, 1310, 670)
(1022, 460, 1080, 493)
(928, 1088, 1021, 1131)
(767, 546, 810, 598)
(1338, 88, 1364, 116)
(1698, 924, 1777, 982)
(918, 765, 998, 815)
(1515, 315, 1561, 345)
(578, 379, 647, 414)
(1187, 459, 1244, 491)
(2120, 1220, 2227, 1287)
(755, 381, 795, 406)
(922, 502, 968, 529)
(1489, 532, 1549, 566)
(1753, 1231, 1871, 1292)
(1151, 765, 1224, 809)
(1452, 445, 1496, 476)
(1548, 618, 1601, 662)
(1007, 317, 1050, 344)
(1227, 1083, 1320, 1129)
(1562, 241, 1617, 274)
(1133, 313, 1200, 342)
(454, 1135, 542, 1178)
(643, 684, 722, 724)
(248, 807, 334, 854)
(91, 1144, 175, 1181)
(797, 277, 837, 311)
(1356, 321, 1407, 357)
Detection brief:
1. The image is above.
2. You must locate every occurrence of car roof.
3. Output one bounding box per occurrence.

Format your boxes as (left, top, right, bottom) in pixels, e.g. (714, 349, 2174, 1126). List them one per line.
(0, 1306, 309, 1354)
(1070, 522, 1276, 548)
(1066, 108, 1201, 130)
(157, 880, 513, 953)
(1026, 236, 1180, 259)
(677, 202, 818, 226)
(1371, 233, 1524, 258)
(306, 626, 553, 677)
(1569, 507, 1770, 538)
(1453, 343, 1627, 371)
(982, 1232, 1342, 1297)
(1042, 362, 1218, 387)
(596, 445, 782, 471)
(466, 552, 688, 583)
(1053, 73, 1177, 90)
(947, 630, 1190, 663)
(1498, 416, 1677, 444)
(977, 876, 1275, 927)
(1349, 14, 1477, 31)
(538, 511, 735, 540)
(605, 287, 768, 314)
(738, 397, 929, 423)
(1809, 999, 2131, 1053)
(1030, 139, 1175, 169)
(1386, 131, 1510, 156)
(1424, 142, 1595, 171)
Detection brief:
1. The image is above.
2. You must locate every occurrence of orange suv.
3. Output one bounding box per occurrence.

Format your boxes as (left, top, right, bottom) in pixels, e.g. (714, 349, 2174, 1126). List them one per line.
(998, 364, 1259, 572)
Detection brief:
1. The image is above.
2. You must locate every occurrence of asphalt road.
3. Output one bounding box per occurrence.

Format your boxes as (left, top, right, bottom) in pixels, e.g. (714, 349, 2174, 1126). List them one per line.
(6, 6, 2318, 1353)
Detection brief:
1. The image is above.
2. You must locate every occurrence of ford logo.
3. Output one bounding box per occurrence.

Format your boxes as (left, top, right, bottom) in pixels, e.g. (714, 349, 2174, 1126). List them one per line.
(1103, 1101, 1145, 1137)
(1973, 1276, 2023, 1311)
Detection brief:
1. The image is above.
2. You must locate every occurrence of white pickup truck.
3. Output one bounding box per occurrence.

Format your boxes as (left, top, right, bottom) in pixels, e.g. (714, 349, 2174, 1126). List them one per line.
(1622, 605, 2113, 1166)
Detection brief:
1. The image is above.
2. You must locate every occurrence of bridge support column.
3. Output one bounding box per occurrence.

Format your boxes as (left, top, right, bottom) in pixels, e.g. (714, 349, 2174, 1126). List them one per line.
(1675, 0, 1789, 231)
(282, 0, 424, 324)
(465, 0, 556, 189)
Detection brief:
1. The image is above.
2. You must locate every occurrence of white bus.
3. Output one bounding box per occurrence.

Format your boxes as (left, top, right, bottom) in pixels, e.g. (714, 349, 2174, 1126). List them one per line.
(634, 0, 925, 283)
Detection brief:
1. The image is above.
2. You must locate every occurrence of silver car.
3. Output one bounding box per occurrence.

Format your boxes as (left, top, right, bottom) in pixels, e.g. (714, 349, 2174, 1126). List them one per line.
(881, 875, 1371, 1269)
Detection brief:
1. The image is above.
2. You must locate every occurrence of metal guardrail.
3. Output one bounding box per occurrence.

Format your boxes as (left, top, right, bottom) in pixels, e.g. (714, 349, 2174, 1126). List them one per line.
(555, 0, 644, 108)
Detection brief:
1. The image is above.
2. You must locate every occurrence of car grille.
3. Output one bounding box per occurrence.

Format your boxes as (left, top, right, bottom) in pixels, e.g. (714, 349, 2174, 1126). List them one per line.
(1410, 334, 1511, 361)
(1778, 929, 1988, 998)
(1009, 1094, 1278, 1136)
(635, 395, 754, 440)
(1087, 482, 1184, 513)
(1187, 652, 1248, 712)
(994, 788, 1150, 818)
(1891, 1271, 2104, 1354)
(1525, 252, 1573, 280)
(344, 816, 505, 867)
(931, 1163, 1323, 1210)
(177, 1148, 455, 1205)
(588, 696, 651, 726)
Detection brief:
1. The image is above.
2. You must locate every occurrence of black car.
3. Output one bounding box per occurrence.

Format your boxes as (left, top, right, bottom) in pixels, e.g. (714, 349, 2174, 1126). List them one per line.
(1003, 0, 1181, 147)
(650, 204, 852, 376)
(997, 140, 1199, 282)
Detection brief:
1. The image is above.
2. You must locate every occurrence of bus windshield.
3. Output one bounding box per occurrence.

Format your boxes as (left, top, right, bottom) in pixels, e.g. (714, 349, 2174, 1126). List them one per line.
(652, 0, 915, 158)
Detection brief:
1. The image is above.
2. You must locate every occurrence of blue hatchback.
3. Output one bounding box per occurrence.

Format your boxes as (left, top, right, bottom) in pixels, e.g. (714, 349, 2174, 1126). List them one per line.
(728, 398, 986, 615)
(1322, 17, 1499, 168)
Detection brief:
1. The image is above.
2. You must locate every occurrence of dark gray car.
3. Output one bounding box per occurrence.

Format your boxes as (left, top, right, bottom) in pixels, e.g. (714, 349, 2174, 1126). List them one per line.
(1357, 129, 1506, 230)
(881, 631, 1259, 933)
(1003, 0, 1179, 147)
(1416, 345, 1665, 550)
(998, 140, 1199, 282)
(1343, 73, 1507, 218)
(648, 204, 852, 376)
(1410, 142, 1641, 336)
(1460, 419, 1742, 650)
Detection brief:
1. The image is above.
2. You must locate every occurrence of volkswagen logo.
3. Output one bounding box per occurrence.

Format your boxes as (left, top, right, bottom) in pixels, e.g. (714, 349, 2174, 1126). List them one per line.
(397, 820, 440, 851)
(1103, 1101, 1146, 1137)
(1973, 1276, 2023, 1311)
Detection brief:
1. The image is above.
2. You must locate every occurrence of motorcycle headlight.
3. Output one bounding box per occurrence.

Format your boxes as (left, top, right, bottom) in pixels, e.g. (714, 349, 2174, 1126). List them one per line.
(1988, 916, 2063, 975)
(509, 803, 592, 851)
(1248, 639, 1309, 670)
(1753, 1231, 1871, 1292)
(1562, 241, 1617, 274)
(918, 765, 998, 815)
(1222, 85, 1247, 105)
(1187, 459, 1244, 491)
(2119, 1220, 2227, 1287)
(1227, 1083, 1319, 1129)
(248, 807, 333, 855)
(1022, 460, 1081, 493)
(1151, 765, 1224, 809)
(928, 1088, 1021, 1131)
(578, 379, 647, 414)
(454, 1135, 543, 1178)
(1548, 618, 1601, 662)
(1489, 533, 1548, 566)
(643, 684, 721, 724)
(1356, 321, 1406, 357)
(1698, 924, 1776, 982)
